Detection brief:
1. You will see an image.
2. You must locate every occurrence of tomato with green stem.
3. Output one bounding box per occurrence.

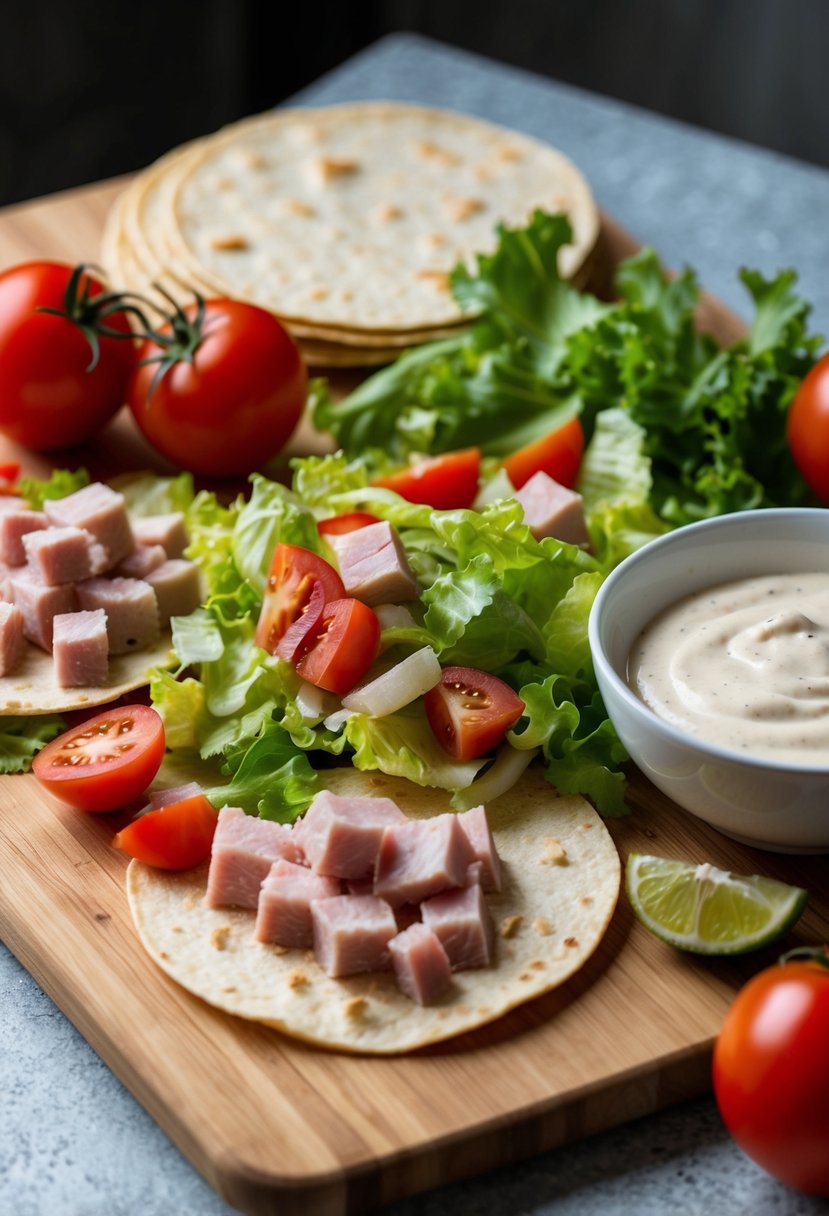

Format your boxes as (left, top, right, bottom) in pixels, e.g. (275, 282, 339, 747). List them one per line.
(713, 947, 829, 1196)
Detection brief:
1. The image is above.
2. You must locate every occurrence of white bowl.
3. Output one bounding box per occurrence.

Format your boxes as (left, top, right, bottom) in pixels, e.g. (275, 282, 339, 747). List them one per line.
(588, 508, 829, 853)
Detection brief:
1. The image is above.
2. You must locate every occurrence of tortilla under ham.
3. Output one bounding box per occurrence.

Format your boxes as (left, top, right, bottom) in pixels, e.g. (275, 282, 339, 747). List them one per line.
(126, 765, 620, 1054)
(0, 632, 174, 715)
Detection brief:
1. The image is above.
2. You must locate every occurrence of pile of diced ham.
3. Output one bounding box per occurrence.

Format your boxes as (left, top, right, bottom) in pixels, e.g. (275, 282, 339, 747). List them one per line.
(205, 790, 503, 1006)
(0, 482, 201, 686)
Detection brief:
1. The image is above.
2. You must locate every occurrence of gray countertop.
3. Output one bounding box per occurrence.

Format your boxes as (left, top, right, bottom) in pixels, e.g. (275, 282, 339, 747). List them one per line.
(3, 32, 829, 1216)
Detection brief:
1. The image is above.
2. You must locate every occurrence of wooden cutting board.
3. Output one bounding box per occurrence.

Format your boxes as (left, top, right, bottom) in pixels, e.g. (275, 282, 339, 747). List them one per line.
(0, 179, 826, 1216)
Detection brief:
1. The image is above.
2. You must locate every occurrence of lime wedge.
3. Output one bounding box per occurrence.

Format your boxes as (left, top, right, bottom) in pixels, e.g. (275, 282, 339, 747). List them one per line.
(626, 853, 808, 955)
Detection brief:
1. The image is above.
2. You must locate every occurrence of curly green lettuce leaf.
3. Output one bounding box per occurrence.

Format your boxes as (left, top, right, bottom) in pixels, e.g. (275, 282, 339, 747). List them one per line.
(204, 722, 319, 822)
(0, 714, 65, 774)
(19, 467, 89, 510)
(112, 471, 195, 517)
(344, 707, 486, 791)
(232, 474, 320, 596)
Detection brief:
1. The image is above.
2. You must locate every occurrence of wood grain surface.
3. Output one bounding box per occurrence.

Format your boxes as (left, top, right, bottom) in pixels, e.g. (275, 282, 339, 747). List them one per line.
(0, 179, 826, 1216)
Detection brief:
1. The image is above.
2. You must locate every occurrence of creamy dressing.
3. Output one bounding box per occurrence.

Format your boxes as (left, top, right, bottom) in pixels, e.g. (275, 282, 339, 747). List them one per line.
(627, 573, 829, 764)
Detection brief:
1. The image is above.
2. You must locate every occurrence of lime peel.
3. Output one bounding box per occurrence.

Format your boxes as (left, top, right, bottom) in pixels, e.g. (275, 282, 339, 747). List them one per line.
(626, 853, 808, 955)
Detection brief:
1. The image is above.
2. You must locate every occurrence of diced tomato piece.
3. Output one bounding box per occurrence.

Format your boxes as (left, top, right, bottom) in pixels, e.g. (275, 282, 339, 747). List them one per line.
(296, 597, 380, 695)
(274, 577, 325, 661)
(113, 794, 218, 870)
(424, 666, 525, 760)
(374, 448, 481, 510)
(317, 511, 381, 536)
(0, 460, 20, 493)
(31, 704, 165, 812)
(255, 543, 345, 655)
(502, 417, 584, 490)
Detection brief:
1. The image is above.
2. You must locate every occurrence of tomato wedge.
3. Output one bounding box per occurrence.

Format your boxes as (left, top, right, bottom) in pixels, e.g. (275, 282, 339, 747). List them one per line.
(424, 666, 525, 760)
(113, 794, 218, 869)
(296, 597, 380, 694)
(274, 578, 325, 661)
(32, 704, 165, 812)
(317, 512, 381, 536)
(502, 417, 584, 490)
(255, 543, 345, 655)
(374, 448, 481, 510)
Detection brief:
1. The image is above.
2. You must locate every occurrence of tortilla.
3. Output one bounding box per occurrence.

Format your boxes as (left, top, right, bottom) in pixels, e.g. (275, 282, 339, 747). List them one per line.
(164, 102, 599, 333)
(0, 633, 174, 715)
(126, 765, 620, 1054)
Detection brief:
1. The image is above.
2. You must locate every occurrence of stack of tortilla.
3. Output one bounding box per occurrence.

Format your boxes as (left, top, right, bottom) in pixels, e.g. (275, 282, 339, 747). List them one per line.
(101, 102, 601, 367)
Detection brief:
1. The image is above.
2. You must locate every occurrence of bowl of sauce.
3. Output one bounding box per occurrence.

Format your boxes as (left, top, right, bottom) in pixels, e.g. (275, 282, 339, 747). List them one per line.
(588, 509, 829, 853)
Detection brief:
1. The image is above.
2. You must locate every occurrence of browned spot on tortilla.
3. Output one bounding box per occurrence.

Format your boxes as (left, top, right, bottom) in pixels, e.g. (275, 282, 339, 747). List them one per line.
(313, 155, 360, 183)
(518, 972, 531, 982)
(287, 969, 309, 989)
(415, 269, 451, 293)
(308, 287, 330, 300)
(222, 985, 237, 994)
(500, 914, 523, 939)
(280, 198, 315, 217)
(564, 936, 579, 948)
(529, 959, 545, 971)
(533, 917, 554, 937)
(497, 144, 523, 163)
(210, 235, 249, 251)
(372, 202, 403, 223)
(541, 837, 568, 866)
(172, 925, 184, 934)
(443, 195, 485, 222)
(271, 944, 288, 956)
(579, 895, 593, 906)
(582, 822, 594, 831)
(158, 950, 169, 960)
(414, 140, 461, 167)
(211, 926, 231, 951)
(343, 996, 368, 1020)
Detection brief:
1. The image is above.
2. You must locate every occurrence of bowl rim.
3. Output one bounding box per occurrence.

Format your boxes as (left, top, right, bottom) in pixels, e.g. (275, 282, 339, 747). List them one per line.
(588, 506, 829, 776)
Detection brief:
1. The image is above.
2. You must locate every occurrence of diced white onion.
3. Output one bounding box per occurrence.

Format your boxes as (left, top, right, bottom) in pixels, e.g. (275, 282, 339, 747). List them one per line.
(323, 708, 356, 733)
(374, 603, 416, 631)
(295, 679, 338, 722)
(342, 646, 442, 718)
(149, 782, 204, 809)
(452, 745, 539, 811)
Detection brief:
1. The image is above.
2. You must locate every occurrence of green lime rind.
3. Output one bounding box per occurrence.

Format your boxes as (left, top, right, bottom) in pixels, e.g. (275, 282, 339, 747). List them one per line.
(625, 853, 808, 956)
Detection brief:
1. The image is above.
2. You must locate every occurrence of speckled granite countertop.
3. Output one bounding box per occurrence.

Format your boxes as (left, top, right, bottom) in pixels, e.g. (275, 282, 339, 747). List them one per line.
(3, 32, 829, 1216)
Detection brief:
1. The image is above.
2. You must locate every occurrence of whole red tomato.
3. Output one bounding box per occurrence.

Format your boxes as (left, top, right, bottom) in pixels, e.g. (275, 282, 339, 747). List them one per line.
(787, 352, 829, 501)
(127, 296, 307, 477)
(712, 949, 829, 1196)
(0, 261, 135, 450)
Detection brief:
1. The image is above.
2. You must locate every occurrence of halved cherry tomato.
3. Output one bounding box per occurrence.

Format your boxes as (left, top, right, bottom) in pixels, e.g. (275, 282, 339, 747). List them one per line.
(503, 417, 585, 490)
(787, 352, 829, 502)
(713, 949, 829, 1196)
(374, 448, 481, 510)
(275, 578, 325, 661)
(113, 794, 218, 870)
(317, 512, 381, 536)
(424, 665, 525, 760)
(255, 543, 345, 655)
(296, 598, 380, 694)
(0, 461, 20, 482)
(31, 704, 165, 812)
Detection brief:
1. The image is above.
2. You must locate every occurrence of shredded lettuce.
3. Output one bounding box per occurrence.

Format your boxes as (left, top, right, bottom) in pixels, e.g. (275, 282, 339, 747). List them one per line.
(0, 715, 65, 774)
(19, 467, 89, 510)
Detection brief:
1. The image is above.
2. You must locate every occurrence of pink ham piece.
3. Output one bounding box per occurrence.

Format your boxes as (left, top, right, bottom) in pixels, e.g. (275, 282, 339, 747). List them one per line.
(311, 893, 397, 977)
(76, 577, 160, 655)
(205, 806, 302, 910)
(388, 922, 453, 1005)
(143, 559, 201, 627)
(373, 814, 475, 907)
(23, 526, 106, 585)
(457, 805, 502, 892)
(327, 521, 419, 606)
(44, 482, 135, 568)
(8, 573, 77, 650)
(254, 860, 340, 948)
(296, 790, 406, 879)
(514, 471, 590, 547)
(132, 513, 188, 559)
(115, 544, 167, 580)
(0, 601, 25, 675)
(0, 510, 47, 566)
(52, 609, 109, 687)
(421, 882, 494, 970)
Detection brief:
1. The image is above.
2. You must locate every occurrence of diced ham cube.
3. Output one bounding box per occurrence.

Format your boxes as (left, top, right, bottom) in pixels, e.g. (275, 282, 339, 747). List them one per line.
(132, 513, 189, 559)
(514, 471, 590, 546)
(44, 482, 135, 568)
(0, 510, 47, 566)
(327, 521, 419, 606)
(115, 544, 167, 579)
(143, 559, 201, 627)
(23, 526, 105, 585)
(311, 894, 397, 977)
(205, 806, 301, 910)
(76, 577, 160, 655)
(0, 602, 25, 675)
(388, 922, 453, 1005)
(9, 573, 77, 651)
(52, 609, 109, 687)
(421, 882, 494, 970)
(296, 790, 406, 879)
(457, 805, 502, 892)
(254, 860, 341, 947)
(373, 814, 475, 907)
(0, 562, 14, 602)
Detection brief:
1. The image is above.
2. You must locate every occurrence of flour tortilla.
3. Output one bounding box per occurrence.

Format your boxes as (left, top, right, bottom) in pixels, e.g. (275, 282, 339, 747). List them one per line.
(163, 102, 599, 333)
(126, 765, 620, 1054)
(0, 632, 174, 715)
